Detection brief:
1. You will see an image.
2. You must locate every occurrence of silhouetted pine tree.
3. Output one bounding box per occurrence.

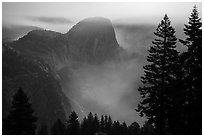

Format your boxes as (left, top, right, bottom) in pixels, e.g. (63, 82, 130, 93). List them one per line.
(108, 116, 113, 134)
(87, 112, 96, 134)
(37, 123, 49, 135)
(136, 14, 179, 134)
(165, 53, 187, 134)
(128, 122, 141, 135)
(100, 115, 105, 132)
(179, 5, 202, 135)
(121, 122, 128, 134)
(3, 88, 38, 135)
(140, 121, 155, 135)
(103, 115, 112, 134)
(50, 119, 65, 135)
(66, 111, 80, 135)
(93, 114, 100, 133)
(112, 120, 121, 135)
(80, 117, 88, 134)
(104, 115, 109, 133)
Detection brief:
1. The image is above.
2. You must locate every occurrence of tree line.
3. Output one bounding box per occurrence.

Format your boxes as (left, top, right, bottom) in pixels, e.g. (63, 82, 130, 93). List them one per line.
(3, 88, 155, 135)
(136, 5, 202, 134)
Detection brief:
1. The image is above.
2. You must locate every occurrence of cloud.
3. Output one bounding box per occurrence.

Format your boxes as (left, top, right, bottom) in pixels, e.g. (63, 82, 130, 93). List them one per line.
(3, 24, 42, 42)
(26, 16, 74, 24)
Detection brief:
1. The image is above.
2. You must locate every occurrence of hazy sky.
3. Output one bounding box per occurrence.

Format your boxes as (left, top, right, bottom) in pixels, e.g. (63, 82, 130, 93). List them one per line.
(2, 2, 202, 32)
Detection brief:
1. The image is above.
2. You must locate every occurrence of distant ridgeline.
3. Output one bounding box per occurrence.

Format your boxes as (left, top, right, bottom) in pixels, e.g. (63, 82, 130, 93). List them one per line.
(7, 17, 123, 69)
(2, 17, 125, 130)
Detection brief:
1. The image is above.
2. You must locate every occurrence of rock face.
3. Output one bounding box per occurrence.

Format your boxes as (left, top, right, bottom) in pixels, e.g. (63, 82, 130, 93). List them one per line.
(9, 17, 120, 66)
(10, 30, 70, 70)
(66, 17, 120, 63)
(3, 17, 122, 130)
(2, 46, 71, 129)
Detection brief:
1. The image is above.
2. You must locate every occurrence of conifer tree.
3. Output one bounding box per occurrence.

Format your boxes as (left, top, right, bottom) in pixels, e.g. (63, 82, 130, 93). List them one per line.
(128, 122, 141, 135)
(179, 5, 202, 134)
(3, 88, 37, 135)
(140, 121, 155, 135)
(80, 117, 88, 134)
(121, 122, 128, 134)
(112, 120, 121, 135)
(104, 115, 109, 133)
(93, 114, 100, 133)
(136, 14, 179, 134)
(66, 111, 80, 135)
(106, 116, 113, 134)
(100, 115, 105, 132)
(84, 112, 94, 134)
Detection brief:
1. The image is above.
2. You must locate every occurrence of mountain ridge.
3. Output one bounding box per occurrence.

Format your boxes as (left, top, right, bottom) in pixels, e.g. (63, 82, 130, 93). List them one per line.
(3, 17, 126, 129)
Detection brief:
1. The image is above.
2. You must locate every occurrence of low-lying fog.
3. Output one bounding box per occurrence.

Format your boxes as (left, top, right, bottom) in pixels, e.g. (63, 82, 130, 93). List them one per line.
(60, 23, 185, 126)
(58, 25, 157, 126)
(61, 58, 146, 126)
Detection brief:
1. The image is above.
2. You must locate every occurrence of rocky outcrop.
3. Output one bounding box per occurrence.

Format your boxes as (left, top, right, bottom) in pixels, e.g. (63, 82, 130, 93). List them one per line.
(3, 17, 123, 130)
(2, 46, 72, 129)
(66, 17, 120, 64)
